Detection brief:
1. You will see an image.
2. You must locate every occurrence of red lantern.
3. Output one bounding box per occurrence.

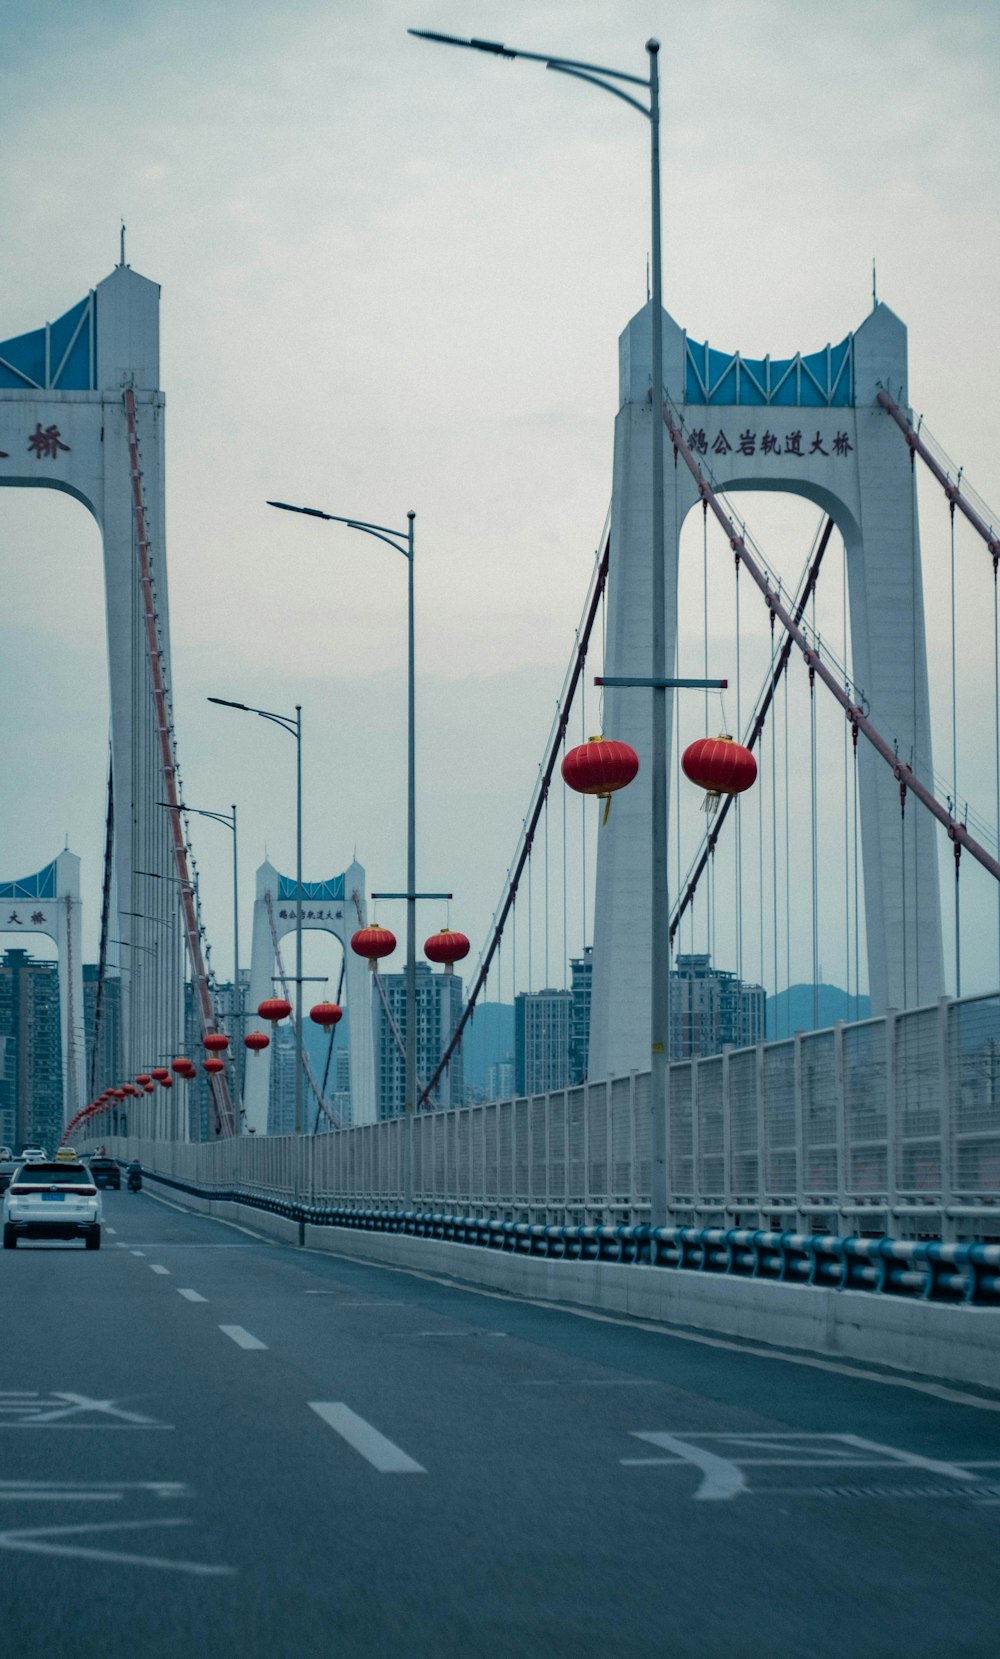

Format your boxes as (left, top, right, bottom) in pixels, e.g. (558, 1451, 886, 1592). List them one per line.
(562, 736, 639, 823)
(244, 1030, 270, 1054)
(309, 1002, 343, 1029)
(111, 1088, 126, 1100)
(135, 1074, 152, 1086)
(123, 1084, 138, 1097)
(351, 925, 396, 971)
(258, 997, 292, 1026)
(203, 1057, 225, 1076)
(150, 1068, 170, 1083)
(424, 930, 470, 974)
(203, 1032, 229, 1054)
(161, 1076, 173, 1089)
(172, 1058, 196, 1079)
(143, 1084, 155, 1094)
(682, 734, 757, 815)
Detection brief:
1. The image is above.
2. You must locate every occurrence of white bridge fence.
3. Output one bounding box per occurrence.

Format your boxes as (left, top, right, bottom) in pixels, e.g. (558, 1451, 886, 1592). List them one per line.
(104, 992, 1000, 1241)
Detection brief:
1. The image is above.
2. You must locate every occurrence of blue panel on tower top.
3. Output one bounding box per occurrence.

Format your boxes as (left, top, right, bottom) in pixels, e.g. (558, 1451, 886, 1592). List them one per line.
(685, 332, 853, 407)
(48, 295, 91, 388)
(0, 292, 95, 391)
(0, 323, 46, 389)
(276, 875, 346, 903)
(0, 860, 58, 901)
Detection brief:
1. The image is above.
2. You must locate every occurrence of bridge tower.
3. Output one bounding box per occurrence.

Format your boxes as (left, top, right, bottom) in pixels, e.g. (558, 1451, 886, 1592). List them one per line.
(590, 299, 943, 1081)
(0, 849, 85, 1126)
(0, 266, 184, 1093)
(243, 858, 376, 1131)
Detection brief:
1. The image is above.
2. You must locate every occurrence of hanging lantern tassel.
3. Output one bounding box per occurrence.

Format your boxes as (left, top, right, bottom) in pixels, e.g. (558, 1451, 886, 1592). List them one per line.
(561, 736, 639, 824)
(682, 733, 757, 816)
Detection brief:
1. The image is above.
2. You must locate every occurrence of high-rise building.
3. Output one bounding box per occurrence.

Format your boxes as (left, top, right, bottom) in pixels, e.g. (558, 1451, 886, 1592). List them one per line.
(515, 988, 572, 1096)
(485, 1057, 514, 1100)
(331, 1044, 352, 1128)
(374, 964, 464, 1118)
(83, 965, 122, 1098)
(268, 1023, 298, 1134)
(669, 954, 766, 1060)
(569, 946, 593, 1084)
(0, 948, 63, 1151)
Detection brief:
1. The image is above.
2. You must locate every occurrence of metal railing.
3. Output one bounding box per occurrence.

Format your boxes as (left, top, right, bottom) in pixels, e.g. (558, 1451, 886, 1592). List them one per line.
(98, 991, 1000, 1242)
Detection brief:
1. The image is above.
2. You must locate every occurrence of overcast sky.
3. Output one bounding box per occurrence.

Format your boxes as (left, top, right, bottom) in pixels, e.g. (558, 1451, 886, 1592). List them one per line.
(2, 0, 999, 1006)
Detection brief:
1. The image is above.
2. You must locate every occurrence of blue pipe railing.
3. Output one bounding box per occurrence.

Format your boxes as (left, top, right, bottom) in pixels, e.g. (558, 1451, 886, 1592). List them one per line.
(135, 1166, 1000, 1307)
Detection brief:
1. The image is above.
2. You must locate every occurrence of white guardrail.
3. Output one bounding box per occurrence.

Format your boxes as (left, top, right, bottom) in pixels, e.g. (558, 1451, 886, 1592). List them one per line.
(95, 992, 1000, 1242)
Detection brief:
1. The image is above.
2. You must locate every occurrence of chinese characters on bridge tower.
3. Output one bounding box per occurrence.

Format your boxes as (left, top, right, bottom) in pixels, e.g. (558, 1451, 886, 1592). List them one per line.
(687, 427, 853, 459)
(0, 425, 73, 462)
(27, 423, 70, 459)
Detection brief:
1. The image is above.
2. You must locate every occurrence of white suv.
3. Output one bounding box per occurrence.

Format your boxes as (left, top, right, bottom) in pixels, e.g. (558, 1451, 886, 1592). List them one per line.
(3, 1162, 103, 1250)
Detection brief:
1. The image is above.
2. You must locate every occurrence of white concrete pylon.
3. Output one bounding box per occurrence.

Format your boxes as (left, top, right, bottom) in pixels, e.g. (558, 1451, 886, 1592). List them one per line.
(243, 858, 376, 1132)
(589, 299, 943, 1081)
(0, 266, 184, 1078)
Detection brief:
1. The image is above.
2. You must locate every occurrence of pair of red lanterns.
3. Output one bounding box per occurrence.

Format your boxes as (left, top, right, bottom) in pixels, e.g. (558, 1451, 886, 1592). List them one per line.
(242, 996, 343, 1058)
(349, 925, 471, 973)
(561, 732, 757, 815)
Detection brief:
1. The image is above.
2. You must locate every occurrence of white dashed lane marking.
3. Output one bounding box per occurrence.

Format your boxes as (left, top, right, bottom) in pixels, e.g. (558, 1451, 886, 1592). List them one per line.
(149, 1265, 170, 1276)
(177, 1289, 207, 1303)
(219, 1326, 267, 1351)
(309, 1403, 425, 1473)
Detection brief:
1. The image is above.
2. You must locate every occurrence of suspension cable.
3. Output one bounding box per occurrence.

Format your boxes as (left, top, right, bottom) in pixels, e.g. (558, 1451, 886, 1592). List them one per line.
(877, 388, 999, 557)
(123, 388, 233, 1134)
(420, 528, 610, 1106)
(663, 405, 1000, 886)
(90, 746, 115, 1099)
(669, 518, 836, 944)
(810, 661, 819, 1028)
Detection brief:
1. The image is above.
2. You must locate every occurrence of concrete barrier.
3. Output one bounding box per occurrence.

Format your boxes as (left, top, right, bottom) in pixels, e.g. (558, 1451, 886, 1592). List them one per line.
(149, 1182, 1000, 1391)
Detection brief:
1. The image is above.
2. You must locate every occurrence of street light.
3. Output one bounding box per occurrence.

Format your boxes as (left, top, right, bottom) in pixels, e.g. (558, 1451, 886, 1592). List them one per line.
(208, 698, 304, 1133)
(409, 29, 673, 1217)
(158, 801, 242, 1114)
(266, 500, 423, 1126)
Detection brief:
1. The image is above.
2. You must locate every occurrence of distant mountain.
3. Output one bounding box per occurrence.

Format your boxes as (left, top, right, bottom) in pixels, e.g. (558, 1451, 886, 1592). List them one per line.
(460, 1001, 515, 1092)
(766, 983, 869, 1039)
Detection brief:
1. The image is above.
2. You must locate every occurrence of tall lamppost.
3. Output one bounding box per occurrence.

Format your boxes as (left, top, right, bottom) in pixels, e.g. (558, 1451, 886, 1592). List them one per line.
(409, 30, 675, 1215)
(208, 699, 304, 1134)
(158, 801, 242, 1119)
(266, 501, 423, 1126)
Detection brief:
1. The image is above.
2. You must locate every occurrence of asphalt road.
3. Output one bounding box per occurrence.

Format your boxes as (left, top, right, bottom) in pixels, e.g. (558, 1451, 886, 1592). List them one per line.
(1, 1187, 999, 1659)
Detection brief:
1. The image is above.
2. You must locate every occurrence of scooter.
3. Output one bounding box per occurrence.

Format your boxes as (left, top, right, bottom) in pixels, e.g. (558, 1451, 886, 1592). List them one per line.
(127, 1168, 142, 1193)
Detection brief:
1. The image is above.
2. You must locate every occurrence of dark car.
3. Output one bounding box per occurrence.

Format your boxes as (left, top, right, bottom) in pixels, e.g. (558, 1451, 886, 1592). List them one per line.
(88, 1157, 121, 1191)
